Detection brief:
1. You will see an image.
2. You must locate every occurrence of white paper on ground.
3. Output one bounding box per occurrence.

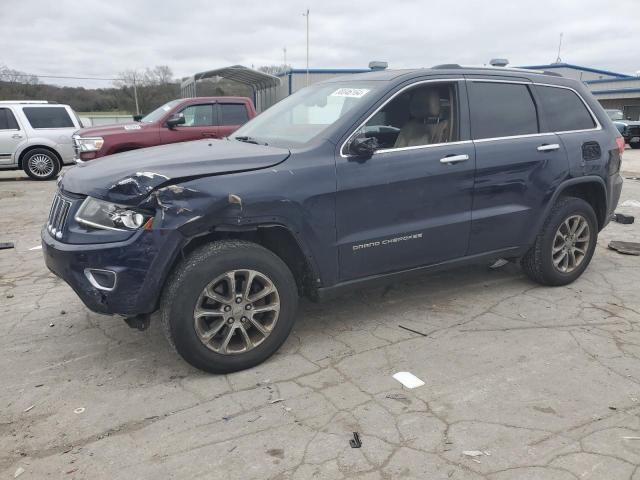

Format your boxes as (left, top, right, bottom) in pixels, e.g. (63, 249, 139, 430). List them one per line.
(29, 246, 42, 251)
(392, 371, 425, 389)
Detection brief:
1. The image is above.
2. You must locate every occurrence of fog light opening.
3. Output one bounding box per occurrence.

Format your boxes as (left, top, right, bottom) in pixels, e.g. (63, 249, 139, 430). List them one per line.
(84, 268, 117, 292)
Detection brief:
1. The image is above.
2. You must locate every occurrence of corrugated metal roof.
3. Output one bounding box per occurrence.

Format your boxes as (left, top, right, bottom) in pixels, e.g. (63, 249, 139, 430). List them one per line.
(187, 65, 280, 89)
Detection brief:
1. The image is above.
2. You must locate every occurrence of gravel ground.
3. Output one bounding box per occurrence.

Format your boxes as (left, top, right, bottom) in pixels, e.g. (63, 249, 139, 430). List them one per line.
(1, 150, 640, 479)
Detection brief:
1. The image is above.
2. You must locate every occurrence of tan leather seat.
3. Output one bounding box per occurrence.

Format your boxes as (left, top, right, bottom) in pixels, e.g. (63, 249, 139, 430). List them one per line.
(394, 89, 449, 148)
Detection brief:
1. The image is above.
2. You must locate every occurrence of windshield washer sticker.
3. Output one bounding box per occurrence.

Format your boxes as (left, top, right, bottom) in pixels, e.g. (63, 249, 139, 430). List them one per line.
(331, 88, 370, 98)
(352, 232, 423, 252)
(123, 124, 142, 130)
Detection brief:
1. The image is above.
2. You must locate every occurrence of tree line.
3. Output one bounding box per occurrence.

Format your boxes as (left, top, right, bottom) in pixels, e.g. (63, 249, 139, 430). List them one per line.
(0, 65, 252, 114)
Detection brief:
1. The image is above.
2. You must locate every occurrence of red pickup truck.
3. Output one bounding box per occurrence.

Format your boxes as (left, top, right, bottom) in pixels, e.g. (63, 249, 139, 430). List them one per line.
(73, 97, 256, 162)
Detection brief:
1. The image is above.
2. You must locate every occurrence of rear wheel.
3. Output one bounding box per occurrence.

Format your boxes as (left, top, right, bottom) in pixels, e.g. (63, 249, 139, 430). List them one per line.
(521, 197, 598, 286)
(161, 240, 298, 374)
(23, 148, 61, 180)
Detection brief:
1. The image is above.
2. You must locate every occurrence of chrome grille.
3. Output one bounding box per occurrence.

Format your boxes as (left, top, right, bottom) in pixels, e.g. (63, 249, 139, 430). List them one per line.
(47, 194, 72, 240)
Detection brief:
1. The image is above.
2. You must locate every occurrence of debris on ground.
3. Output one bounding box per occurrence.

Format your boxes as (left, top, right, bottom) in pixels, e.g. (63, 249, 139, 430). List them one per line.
(462, 450, 485, 457)
(349, 432, 362, 448)
(14, 467, 25, 478)
(23, 405, 35, 413)
(623, 436, 640, 440)
(60, 310, 66, 315)
(73, 407, 85, 414)
(613, 213, 635, 224)
(49, 323, 55, 327)
(28, 245, 42, 251)
(392, 372, 425, 389)
(608, 241, 640, 256)
(398, 325, 428, 337)
(0, 242, 15, 250)
(269, 398, 284, 404)
(620, 200, 640, 208)
(489, 258, 509, 269)
(462, 450, 491, 463)
(6, 293, 14, 299)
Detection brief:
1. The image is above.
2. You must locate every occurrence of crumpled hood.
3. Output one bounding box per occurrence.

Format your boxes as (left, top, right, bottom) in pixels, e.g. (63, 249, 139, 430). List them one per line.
(61, 139, 290, 204)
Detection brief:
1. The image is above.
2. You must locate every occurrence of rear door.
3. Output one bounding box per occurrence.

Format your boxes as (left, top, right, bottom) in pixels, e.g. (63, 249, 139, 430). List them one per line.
(533, 84, 604, 179)
(159, 103, 217, 144)
(0, 108, 23, 165)
(217, 103, 250, 138)
(467, 79, 568, 255)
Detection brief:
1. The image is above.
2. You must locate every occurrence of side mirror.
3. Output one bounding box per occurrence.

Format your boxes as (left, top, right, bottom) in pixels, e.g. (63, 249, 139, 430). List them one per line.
(166, 113, 185, 129)
(349, 136, 379, 159)
(133, 115, 143, 122)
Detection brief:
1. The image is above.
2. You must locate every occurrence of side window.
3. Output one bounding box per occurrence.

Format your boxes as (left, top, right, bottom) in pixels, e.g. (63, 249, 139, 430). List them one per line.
(220, 104, 249, 126)
(536, 85, 596, 132)
(468, 82, 538, 139)
(352, 82, 459, 150)
(179, 104, 214, 127)
(23, 107, 74, 129)
(0, 108, 19, 130)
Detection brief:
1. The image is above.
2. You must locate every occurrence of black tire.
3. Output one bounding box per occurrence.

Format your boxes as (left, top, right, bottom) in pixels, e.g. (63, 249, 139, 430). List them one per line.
(22, 148, 61, 180)
(630, 143, 640, 149)
(161, 240, 299, 374)
(521, 197, 598, 286)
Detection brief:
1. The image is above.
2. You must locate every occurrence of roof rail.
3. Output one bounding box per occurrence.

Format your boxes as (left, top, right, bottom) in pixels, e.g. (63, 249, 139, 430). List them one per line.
(0, 100, 50, 104)
(431, 64, 462, 69)
(431, 64, 558, 76)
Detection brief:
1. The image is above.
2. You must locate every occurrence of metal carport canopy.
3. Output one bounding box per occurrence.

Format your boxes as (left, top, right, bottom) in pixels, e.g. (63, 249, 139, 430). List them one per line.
(191, 65, 280, 89)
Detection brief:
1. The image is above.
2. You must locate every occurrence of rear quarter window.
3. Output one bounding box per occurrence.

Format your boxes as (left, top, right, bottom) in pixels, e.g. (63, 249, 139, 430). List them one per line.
(23, 107, 74, 129)
(468, 82, 539, 139)
(536, 85, 596, 132)
(219, 104, 249, 126)
(0, 108, 19, 130)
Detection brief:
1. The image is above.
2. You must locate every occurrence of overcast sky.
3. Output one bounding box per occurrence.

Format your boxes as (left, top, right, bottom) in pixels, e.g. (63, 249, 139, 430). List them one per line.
(1, 0, 639, 88)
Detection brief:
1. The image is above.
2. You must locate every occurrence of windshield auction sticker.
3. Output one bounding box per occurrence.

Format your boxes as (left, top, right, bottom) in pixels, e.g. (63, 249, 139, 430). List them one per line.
(331, 88, 370, 98)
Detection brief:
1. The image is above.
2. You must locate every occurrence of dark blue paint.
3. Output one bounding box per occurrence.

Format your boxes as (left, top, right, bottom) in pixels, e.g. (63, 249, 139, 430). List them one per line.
(42, 67, 624, 317)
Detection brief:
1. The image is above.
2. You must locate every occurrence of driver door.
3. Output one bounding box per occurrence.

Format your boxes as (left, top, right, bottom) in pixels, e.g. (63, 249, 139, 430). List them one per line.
(159, 103, 219, 144)
(335, 80, 475, 281)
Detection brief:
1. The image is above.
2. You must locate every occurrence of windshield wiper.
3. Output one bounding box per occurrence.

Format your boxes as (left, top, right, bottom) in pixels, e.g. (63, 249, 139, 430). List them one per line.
(234, 136, 268, 146)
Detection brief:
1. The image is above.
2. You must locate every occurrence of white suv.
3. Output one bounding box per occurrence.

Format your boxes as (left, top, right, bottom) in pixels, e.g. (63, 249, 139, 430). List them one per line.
(0, 101, 81, 180)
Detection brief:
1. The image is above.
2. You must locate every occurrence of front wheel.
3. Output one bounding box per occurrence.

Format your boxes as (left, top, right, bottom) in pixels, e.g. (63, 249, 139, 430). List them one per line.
(161, 240, 299, 374)
(521, 197, 598, 286)
(23, 148, 61, 180)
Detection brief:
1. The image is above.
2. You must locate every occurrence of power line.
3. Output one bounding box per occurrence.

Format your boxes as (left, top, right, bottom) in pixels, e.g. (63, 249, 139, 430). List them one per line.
(3, 72, 123, 81)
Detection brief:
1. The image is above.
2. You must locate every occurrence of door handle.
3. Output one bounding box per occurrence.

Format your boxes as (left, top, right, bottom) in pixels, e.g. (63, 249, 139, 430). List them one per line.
(537, 143, 560, 152)
(11, 133, 23, 139)
(440, 154, 469, 164)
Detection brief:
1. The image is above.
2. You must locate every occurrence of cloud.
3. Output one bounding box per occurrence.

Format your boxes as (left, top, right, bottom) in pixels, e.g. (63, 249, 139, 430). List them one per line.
(1, 0, 638, 88)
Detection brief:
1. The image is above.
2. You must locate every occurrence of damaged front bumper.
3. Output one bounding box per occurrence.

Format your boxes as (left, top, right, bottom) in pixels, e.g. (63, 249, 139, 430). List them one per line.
(42, 226, 185, 316)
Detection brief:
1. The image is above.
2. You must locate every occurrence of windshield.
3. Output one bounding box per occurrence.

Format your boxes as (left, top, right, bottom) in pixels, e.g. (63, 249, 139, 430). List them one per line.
(606, 109, 624, 121)
(140, 100, 182, 123)
(232, 82, 379, 147)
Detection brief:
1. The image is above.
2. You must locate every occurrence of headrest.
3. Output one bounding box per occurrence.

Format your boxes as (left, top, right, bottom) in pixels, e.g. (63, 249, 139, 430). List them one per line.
(409, 89, 441, 119)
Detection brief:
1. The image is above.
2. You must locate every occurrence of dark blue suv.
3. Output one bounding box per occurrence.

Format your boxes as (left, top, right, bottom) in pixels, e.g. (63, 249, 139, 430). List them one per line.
(42, 66, 624, 373)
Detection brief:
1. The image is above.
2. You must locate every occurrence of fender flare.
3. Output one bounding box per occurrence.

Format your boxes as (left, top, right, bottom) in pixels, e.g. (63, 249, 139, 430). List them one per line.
(526, 175, 607, 247)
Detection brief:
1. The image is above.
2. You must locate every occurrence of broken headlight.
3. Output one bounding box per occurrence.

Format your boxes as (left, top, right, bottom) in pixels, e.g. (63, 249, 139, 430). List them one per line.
(75, 197, 153, 231)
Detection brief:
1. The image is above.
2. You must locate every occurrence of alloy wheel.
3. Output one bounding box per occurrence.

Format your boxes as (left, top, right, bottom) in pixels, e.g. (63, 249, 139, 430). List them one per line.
(28, 153, 55, 178)
(552, 214, 591, 273)
(193, 269, 280, 354)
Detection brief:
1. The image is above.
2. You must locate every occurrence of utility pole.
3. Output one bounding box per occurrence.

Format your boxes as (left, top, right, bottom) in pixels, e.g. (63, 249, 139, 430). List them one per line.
(132, 71, 140, 115)
(302, 9, 310, 85)
(555, 32, 563, 64)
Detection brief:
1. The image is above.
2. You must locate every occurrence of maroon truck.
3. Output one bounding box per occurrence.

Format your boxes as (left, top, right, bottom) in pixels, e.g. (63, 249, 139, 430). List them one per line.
(72, 97, 256, 162)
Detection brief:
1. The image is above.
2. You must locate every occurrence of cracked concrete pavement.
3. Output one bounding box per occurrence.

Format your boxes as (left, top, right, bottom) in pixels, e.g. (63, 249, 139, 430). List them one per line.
(1, 151, 640, 479)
